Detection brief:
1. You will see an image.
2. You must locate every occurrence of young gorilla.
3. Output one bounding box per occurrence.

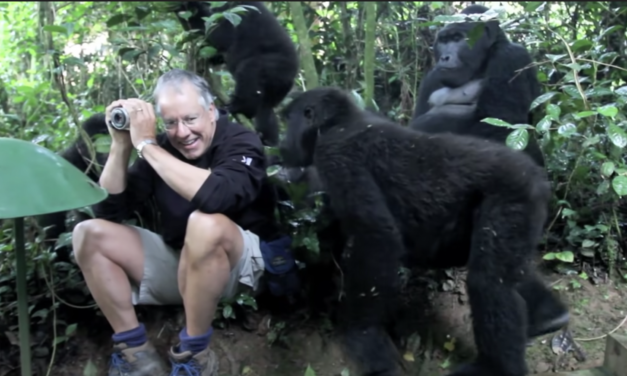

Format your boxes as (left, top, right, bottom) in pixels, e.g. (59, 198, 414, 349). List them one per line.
(171, 1, 299, 146)
(279, 87, 570, 376)
(36, 114, 110, 259)
(37, 115, 158, 260)
(410, 5, 544, 167)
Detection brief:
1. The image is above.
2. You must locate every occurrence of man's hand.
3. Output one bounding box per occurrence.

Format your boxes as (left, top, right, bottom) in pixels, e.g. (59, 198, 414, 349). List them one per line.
(105, 98, 158, 149)
(124, 98, 158, 148)
(105, 100, 133, 150)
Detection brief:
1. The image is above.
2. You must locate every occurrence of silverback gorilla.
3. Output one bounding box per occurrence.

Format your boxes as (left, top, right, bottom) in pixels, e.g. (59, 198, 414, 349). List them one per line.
(279, 87, 569, 376)
(410, 5, 544, 167)
(171, 1, 298, 146)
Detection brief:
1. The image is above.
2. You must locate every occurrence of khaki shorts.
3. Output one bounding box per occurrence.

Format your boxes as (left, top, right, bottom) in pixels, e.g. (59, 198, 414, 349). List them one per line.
(129, 225, 265, 306)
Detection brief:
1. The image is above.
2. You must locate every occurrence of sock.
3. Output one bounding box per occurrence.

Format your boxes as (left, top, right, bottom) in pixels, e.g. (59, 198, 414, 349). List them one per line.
(179, 326, 213, 354)
(112, 323, 148, 348)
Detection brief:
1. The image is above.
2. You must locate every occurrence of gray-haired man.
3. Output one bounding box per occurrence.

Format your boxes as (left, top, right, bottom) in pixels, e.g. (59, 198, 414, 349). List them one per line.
(73, 69, 293, 376)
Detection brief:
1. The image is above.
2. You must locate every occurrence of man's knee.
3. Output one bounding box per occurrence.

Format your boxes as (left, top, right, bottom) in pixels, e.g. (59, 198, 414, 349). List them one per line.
(73, 219, 142, 265)
(72, 218, 113, 263)
(184, 211, 242, 263)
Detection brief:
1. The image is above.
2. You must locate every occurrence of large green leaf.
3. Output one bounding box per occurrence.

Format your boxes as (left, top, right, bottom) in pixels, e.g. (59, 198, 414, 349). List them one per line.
(506, 129, 529, 150)
(612, 176, 627, 196)
(0, 138, 108, 219)
(607, 124, 627, 148)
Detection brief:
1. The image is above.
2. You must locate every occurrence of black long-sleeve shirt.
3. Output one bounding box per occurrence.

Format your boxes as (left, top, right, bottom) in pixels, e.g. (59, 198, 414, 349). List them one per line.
(92, 113, 282, 249)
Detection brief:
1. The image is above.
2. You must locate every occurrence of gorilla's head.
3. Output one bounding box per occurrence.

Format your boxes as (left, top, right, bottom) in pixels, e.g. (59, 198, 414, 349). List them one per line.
(278, 87, 360, 168)
(433, 5, 503, 88)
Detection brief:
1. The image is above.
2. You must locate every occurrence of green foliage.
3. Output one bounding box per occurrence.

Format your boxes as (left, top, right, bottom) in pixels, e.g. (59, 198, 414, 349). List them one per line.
(214, 292, 258, 327)
(304, 365, 316, 376)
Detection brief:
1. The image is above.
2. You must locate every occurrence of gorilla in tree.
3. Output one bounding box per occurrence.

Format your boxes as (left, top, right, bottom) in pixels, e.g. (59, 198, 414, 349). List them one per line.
(279, 87, 569, 376)
(171, 1, 299, 146)
(410, 5, 544, 166)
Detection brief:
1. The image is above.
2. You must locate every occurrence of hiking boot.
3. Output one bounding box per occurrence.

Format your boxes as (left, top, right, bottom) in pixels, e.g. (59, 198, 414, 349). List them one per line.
(108, 341, 169, 376)
(168, 345, 219, 376)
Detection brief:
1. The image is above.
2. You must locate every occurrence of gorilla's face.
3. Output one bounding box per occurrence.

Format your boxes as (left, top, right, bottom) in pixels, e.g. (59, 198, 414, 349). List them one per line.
(279, 98, 318, 168)
(279, 87, 357, 168)
(434, 21, 496, 88)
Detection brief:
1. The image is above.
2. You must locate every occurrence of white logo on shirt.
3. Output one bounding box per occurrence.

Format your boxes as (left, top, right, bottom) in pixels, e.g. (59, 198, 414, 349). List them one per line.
(241, 156, 252, 166)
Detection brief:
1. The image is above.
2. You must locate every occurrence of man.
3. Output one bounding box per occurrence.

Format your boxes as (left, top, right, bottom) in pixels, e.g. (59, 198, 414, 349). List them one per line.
(72, 69, 293, 376)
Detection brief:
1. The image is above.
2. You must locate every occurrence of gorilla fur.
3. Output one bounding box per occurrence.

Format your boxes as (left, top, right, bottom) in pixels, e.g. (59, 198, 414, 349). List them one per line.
(36, 114, 109, 257)
(171, 1, 299, 146)
(37, 114, 158, 260)
(60, 113, 109, 181)
(410, 5, 544, 166)
(279, 87, 569, 376)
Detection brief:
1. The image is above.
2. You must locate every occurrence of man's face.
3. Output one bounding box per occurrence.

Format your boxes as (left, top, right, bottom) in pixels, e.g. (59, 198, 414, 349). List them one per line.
(158, 81, 217, 160)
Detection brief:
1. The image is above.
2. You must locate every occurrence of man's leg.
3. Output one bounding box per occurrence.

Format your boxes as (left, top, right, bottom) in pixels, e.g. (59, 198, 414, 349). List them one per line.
(169, 211, 265, 375)
(73, 219, 180, 376)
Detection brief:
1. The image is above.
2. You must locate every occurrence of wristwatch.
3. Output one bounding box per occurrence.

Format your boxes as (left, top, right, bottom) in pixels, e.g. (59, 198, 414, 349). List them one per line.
(136, 139, 157, 159)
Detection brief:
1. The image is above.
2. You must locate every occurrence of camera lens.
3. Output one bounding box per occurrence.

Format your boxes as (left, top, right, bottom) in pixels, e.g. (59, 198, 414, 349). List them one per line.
(110, 107, 130, 130)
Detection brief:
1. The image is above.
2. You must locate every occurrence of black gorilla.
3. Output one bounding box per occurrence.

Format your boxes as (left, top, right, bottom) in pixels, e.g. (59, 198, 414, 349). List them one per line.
(410, 5, 544, 166)
(36, 114, 109, 257)
(37, 114, 158, 259)
(59, 113, 109, 182)
(279, 87, 569, 376)
(171, 1, 299, 146)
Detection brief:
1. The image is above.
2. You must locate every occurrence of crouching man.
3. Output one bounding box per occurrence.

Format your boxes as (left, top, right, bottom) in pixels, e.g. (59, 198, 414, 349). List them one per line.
(73, 69, 293, 376)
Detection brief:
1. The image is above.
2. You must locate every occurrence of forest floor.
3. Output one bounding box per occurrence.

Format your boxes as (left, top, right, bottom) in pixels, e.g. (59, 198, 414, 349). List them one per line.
(8, 268, 627, 376)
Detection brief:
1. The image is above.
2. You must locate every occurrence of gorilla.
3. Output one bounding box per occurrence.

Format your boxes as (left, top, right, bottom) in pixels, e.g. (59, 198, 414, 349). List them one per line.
(171, 1, 299, 146)
(59, 113, 109, 182)
(410, 5, 544, 167)
(279, 86, 569, 376)
(37, 114, 158, 260)
(36, 114, 109, 257)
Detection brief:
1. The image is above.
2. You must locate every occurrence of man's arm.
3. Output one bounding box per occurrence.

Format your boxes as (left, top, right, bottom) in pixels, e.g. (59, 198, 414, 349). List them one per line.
(99, 143, 133, 194)
(141, 133, 266, 214)
(139, 144, 211, 202)
(93, 143, 155, 222)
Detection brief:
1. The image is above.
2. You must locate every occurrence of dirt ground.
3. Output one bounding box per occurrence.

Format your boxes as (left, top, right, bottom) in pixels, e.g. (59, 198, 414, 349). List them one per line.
(22, 270, 627, 376)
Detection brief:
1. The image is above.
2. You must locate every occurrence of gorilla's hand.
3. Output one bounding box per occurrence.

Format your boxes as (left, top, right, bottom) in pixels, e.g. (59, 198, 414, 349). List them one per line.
(428, 86, 454, 107)
(428, 79, 484, 108)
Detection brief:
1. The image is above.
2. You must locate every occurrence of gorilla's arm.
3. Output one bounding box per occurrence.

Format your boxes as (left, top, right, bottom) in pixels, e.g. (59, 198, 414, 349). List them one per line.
(320, 162, 404, 374)
(429, 79, 484, 107)
(427, 103, 477, 117)
(477, 43, 537, 125)
(320, 164, 404, 326)
(412, 69, 445, 119)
